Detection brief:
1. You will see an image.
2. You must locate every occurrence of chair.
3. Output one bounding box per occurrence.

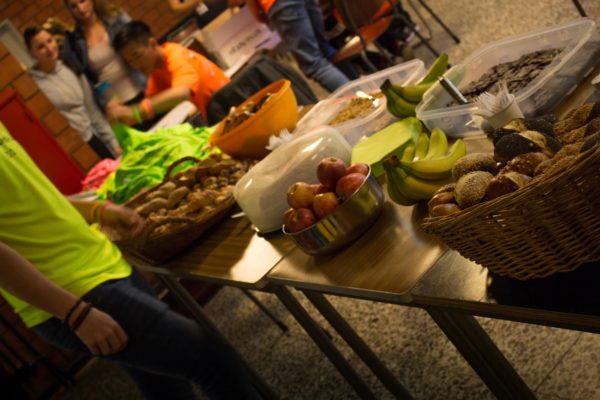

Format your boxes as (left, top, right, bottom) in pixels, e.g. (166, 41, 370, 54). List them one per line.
(331, 0, 460, 71)
(331, 0, 394, 72)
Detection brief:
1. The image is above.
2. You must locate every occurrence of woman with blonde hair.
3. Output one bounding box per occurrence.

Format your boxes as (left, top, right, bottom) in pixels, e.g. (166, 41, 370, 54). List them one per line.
(61, 0, 146, 112)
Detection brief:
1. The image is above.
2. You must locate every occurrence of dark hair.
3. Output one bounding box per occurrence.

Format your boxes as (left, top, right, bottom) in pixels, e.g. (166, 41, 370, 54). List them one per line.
(113, 21, 154, 53)
(23, 25, 45, 50)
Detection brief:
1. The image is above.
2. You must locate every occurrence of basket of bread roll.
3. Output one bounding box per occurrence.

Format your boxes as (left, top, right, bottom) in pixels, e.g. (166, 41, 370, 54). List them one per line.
(420, 102, 600, 280)
(104, 154, 254, 264)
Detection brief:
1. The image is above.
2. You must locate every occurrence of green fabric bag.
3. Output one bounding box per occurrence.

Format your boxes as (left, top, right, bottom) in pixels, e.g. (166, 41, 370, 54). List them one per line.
(98, 123, 217, 204)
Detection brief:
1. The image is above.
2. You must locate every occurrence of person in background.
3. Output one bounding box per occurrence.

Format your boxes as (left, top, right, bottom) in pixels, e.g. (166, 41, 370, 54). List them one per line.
(107, 21, 230, 125)
(229, 0, 349, 92)
(25, 26, 119, 159)
(0, 121, 261, 400)
(61, 0, 146, 111)
(167, 0, 230, 31)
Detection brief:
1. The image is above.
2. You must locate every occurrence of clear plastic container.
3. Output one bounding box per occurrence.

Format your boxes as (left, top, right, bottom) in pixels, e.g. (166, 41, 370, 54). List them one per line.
(417, 18, 600, 137)
(234, 127, 352, 233)
(295, 59, 425, 145)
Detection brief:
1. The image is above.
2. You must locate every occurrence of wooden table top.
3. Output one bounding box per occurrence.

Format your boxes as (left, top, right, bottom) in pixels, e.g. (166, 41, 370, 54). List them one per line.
(130, 212, 295, 289)
(267, 195, 445, 303)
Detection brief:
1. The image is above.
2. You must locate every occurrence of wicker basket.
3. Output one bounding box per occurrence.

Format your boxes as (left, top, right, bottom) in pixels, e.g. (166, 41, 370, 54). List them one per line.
(105, 156, 239, 264)
(421, 144, 600, 280)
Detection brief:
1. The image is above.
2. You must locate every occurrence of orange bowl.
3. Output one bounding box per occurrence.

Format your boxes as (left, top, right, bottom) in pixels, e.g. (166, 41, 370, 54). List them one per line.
(210, 80, 298, 159)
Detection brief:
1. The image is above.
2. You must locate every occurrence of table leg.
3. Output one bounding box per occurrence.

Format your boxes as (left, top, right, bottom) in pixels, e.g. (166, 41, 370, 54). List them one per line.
(272, 286, 377, 400)
(426, 307, 536, 400)
(240, 288, 289, 333)
(303, 290, 413, 400)
(156, 275, 278, 400)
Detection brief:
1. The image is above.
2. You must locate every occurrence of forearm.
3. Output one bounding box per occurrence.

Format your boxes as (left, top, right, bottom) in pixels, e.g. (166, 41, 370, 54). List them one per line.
(0, 242, 78, 321)
(142, 86, 192, 117)
(69, 198, 98, 224)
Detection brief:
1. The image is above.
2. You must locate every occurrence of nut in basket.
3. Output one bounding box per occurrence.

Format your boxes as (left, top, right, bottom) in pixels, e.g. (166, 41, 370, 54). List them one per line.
(104, 154, 254, 264)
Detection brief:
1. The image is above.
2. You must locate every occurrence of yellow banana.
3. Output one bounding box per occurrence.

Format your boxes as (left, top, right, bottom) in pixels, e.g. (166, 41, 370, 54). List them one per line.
(400, 139, 467, 180)
(380, 79, 417, 118)
(424, 127, 448, 160)
(384, 156, 451, 201)
(399, 143, 415, 162)
(419, 53, 449, 85)
(413, 132, 429, 160)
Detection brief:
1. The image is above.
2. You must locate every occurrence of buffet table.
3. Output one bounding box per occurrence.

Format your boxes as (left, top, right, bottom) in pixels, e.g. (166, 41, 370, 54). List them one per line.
(129, 60, 600, 399)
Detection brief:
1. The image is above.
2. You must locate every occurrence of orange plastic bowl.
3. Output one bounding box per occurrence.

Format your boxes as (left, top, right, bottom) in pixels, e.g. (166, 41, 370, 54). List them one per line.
(210, 80, 298, 159)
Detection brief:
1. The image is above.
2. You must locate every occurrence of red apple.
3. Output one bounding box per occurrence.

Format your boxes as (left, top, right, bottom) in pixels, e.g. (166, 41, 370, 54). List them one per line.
(287, 182, 315, 209)
(336, 173, 366, 200)
(309, 183, 329, 195)
(317, 157, 347, 189)
(347, 163, 369, 176)
(282, 208, 295, 227)
(312, 192, 340, 219)
(285, 208, 317, 233)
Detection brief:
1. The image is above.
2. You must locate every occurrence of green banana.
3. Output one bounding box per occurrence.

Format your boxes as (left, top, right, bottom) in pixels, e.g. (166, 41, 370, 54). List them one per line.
(413, 132, 429, 160)
(399, 143, 415, 162)
(380, 79, 417, 118)
(400, 139, 467, 180)
(423, 127, 448, 159)
(391, 81, 435, 103)
(384, 156, 452, 201)
(383, 158, 418, 206)
(419, 53, 449, 85)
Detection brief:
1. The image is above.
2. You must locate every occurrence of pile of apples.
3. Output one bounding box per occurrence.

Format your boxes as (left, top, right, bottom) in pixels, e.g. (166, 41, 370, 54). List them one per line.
(283, 157, 369, 233)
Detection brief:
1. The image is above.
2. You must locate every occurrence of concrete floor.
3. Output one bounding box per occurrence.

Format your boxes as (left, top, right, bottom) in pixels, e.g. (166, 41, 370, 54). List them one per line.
(54, 1, 600, 399)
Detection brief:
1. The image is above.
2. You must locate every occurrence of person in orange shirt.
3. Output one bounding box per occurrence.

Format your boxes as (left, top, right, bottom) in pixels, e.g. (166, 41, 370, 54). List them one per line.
(107, 20, 229, 125)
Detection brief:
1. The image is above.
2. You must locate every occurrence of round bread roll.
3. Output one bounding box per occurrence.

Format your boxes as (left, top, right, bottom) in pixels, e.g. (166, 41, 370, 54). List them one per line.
(455, 171, 494, 209)
(430, 203, 461, 217)
(451, 153, 497, 180)
(427, 191, 455, 214)
(501, 152, 548, 176)
(485, 171, 531, 201)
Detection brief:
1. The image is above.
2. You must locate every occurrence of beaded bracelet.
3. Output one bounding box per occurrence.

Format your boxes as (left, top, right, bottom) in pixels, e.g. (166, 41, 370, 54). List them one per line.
(89, 201, 105, 224)
(63, 298, 84, 326)
(140, 98, 155, 119)
(131, 104, 143, 124)
(99, 201, 111, 226)
(70, 302, 93, 332)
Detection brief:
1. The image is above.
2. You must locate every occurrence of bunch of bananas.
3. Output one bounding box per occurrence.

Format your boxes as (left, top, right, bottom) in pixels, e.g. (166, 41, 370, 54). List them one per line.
(384, 127, 467, 206)
(380, 53, 449, 118)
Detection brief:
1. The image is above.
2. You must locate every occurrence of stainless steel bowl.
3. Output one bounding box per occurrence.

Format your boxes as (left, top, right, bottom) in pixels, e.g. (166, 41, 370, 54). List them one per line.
(283, 167, 385, 256)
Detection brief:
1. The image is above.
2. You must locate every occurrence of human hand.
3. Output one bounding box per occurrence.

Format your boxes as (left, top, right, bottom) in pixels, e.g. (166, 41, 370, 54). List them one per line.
(102, 203, 145, 238)
(106, 101, 136, 125)
(75, 306, 129, 356)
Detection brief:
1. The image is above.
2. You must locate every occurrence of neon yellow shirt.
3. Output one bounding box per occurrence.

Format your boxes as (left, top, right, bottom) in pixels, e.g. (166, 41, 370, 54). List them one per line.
(0, 123, 131, 327)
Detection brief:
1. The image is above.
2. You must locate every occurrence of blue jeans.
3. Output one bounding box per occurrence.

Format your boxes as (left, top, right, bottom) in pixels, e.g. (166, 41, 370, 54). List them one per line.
(269, 0, 349, 92)
(35, 272, 261, 400)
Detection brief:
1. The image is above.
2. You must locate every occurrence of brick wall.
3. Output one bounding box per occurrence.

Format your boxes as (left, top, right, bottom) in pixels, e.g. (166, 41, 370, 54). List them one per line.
(0, 41, 101, 171)
(0, 0, 188, 172)
(0, 0, 183, 40)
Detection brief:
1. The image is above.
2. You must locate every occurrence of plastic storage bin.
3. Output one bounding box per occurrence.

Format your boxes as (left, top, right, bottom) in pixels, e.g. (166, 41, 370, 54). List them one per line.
(295, 59, 425, 145)
(417, 18, 600, 137)
(234, 126, 352, 233)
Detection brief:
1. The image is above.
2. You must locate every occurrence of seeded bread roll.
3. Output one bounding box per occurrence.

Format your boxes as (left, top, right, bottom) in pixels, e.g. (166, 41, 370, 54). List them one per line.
(455, 171, 494, 208)
(500, 152, 548, 176)
(451, 153, 497, 180)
